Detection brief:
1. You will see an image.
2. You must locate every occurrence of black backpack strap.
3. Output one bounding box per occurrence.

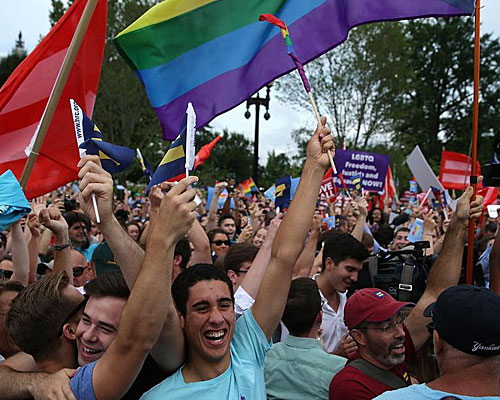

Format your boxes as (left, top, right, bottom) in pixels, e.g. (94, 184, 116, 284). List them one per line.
(398, 263, 415, 302)
(368, 256, 378, 287)
(349, 359, 409, 389)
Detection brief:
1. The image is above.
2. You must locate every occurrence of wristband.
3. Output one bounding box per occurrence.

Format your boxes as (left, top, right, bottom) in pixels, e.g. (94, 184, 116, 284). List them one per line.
(53, 241, 71, 251)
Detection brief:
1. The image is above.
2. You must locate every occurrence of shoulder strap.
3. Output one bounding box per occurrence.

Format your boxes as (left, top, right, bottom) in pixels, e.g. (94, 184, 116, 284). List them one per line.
(399, 263, 415, 302)
(349, 359, 408, 389)
(368, 256, 378, 286)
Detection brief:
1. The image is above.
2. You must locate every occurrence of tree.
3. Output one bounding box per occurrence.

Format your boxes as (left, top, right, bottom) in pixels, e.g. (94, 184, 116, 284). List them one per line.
(277, 23, 407, 150)
(193, 128, 254, 186)
(387, 18, 500, 169)
(0, 32, 27, 87)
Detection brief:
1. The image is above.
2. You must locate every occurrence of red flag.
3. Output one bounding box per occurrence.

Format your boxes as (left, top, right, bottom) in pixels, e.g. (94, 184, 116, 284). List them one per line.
(477, 187, 499, 209)
(0, 0, 107, 199)
(439, 150, 481, 191)
(194, 135, 222, 169)
(384, 166, 396, 203)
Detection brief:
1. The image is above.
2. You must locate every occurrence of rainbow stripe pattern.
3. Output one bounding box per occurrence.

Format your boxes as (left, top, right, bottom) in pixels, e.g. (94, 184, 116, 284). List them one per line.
(114, 0, 473, 140)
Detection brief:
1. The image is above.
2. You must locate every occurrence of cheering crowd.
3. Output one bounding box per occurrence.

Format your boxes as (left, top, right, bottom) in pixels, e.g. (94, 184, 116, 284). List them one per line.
(0, 118, 499, 400)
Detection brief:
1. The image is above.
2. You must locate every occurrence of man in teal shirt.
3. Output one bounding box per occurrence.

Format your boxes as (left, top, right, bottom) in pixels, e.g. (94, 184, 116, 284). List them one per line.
(142, 117, 335, 400)
(265, 278, 346, 400)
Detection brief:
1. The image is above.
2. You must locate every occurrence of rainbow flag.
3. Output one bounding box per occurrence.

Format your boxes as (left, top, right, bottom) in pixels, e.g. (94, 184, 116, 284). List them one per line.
(238, 177, 257, 196)
(114, 0, 473, 140)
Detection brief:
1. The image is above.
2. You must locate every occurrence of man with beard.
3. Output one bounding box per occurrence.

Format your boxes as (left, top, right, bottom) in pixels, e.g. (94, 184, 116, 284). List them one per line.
(374, 285, 500, 400)
(329, 185, 484, 400)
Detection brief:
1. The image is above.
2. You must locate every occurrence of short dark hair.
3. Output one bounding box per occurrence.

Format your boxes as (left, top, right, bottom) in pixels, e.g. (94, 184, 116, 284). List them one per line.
(207, 228, 229, 243)
(322, 232, 370, 271)
(218, 214, 235, 226)
(282, 278, 322, 336)
(84, 271, 130, 300)
(224, 244, 258, 274)
(394, 227, 410, 235)
(6, 272, 75, 361)
(63, 211, 91, 231)
(172, 264, 234, 317)
(174, 238, 192, 271)
(0, 233, 6, 249)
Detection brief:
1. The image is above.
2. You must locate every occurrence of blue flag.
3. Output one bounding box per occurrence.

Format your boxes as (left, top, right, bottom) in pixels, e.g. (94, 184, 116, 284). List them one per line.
(146, 114, 188, 193)
(275, 176, 292, 209)
(136, 149, 153, 180)
(71, 100, 135, 173)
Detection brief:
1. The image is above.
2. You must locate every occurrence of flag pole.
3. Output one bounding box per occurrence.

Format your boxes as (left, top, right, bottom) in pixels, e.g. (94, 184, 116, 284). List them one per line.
(307, 92, 337, 174)
(466, 0, 481, 284)
(20, 0, 99, 189)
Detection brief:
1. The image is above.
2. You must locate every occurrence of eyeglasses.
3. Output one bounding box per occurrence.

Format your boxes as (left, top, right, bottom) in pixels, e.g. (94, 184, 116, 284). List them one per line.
(0, 269, 13, 279)
(212, 240, 230, 246)
(57, 296, 88, 337)
(360, 315, 407, 334)
(73, 266, 85, 278)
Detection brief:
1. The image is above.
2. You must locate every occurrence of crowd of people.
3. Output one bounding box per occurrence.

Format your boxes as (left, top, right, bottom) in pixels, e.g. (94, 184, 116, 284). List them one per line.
(0, 117, 499, 399)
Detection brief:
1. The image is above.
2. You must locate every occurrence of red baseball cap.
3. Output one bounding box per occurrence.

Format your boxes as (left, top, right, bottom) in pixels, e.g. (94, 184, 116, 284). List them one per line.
(344, 288, 413, 330)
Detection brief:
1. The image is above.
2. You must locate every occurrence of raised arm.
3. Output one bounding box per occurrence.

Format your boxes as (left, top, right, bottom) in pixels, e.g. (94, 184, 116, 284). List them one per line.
(253, 117, 334, 340)
(78, 156, 185, 372)
(239, 215, 281, 299)
(489, 227, 500, 295)
(90, 177, 197, 400)
(405, 186, 483, 351)
(206, 182, 226, 232)
(188, 219, 212, 264)
(351, 197, 368, 242)
(292, 214, 321, 278)
(39, 206, 73, 284)
(26, 214, 41, 285)
(9, 221, 29, 287)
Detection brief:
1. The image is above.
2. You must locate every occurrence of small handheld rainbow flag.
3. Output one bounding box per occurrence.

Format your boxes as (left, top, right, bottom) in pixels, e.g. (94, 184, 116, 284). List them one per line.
(238, 178, 257, 196)
(259, 14, 310, 94)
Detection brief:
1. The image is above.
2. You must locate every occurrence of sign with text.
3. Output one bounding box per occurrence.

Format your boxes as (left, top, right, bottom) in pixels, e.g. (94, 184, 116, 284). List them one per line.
(333, 150, 390, 192)
(319, 177, 337, 201)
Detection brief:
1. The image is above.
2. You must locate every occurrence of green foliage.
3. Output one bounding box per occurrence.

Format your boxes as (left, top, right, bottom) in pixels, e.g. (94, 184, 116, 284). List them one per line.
(194, 128, 254, 187)
(0, 33, 27, 87)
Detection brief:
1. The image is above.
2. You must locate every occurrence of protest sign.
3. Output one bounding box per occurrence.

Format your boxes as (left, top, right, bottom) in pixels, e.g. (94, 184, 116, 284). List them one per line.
(407, 146, 456, 211)
(333, 150, 389, 192)
(408, 218, 424, 242)
(319, 177, 337, 201)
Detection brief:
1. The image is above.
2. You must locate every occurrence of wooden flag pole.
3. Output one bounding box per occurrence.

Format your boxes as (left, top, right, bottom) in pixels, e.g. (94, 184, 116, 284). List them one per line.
(20, 0, 99, 189)
(466, 0, 481, 284)
(307, 92, 337, 174)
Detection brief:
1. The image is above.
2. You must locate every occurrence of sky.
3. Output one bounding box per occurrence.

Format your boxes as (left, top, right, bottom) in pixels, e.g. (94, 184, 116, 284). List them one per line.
(1, 1, 499, 165)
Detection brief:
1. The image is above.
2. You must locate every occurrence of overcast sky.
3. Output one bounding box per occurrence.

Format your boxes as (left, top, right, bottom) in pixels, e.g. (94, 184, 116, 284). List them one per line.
(1, 1, 499, 164)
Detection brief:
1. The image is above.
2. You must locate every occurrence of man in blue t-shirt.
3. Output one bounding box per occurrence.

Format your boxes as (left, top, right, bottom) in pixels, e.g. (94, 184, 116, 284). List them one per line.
(142, 117, 335, 399)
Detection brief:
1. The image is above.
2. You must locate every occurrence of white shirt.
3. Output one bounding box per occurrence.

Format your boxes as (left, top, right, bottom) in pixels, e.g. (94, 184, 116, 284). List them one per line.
(313, 274, 348, 353)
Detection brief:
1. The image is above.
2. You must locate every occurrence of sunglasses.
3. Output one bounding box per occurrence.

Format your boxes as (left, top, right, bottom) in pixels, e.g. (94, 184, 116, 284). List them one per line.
(0, 269, 13, 279)
(73, 266, 85, 278)
(212, 240, 230, 246)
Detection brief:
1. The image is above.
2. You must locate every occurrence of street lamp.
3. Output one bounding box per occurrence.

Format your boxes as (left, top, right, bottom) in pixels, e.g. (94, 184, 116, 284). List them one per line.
(244, 84, 272, 186)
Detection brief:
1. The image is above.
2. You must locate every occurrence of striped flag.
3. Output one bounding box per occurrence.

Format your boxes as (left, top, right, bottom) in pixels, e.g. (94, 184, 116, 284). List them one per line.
(114, 0, 473, 140)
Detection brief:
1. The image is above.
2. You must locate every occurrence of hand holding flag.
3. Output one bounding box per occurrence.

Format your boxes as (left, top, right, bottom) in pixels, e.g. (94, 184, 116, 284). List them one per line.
(259, 13, 337, 174)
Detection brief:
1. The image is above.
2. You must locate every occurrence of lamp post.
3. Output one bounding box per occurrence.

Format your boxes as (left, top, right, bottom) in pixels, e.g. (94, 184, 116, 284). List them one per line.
(244, 84, 271, 186)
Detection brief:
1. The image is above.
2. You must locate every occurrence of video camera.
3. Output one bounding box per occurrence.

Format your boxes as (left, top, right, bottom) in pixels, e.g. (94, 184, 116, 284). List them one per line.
(483, 139, 500, 187)
(348, 241, 432, 303)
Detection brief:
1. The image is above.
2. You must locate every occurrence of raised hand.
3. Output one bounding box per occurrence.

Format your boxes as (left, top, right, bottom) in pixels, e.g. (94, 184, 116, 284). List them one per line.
(152, 176, 198, 243)
(77, 155, 114, 225)
(27, 213, 41, 238)
(39, 205, 68, 236)
(306, 116, 335, 169)
(455, 182, 484, 228)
